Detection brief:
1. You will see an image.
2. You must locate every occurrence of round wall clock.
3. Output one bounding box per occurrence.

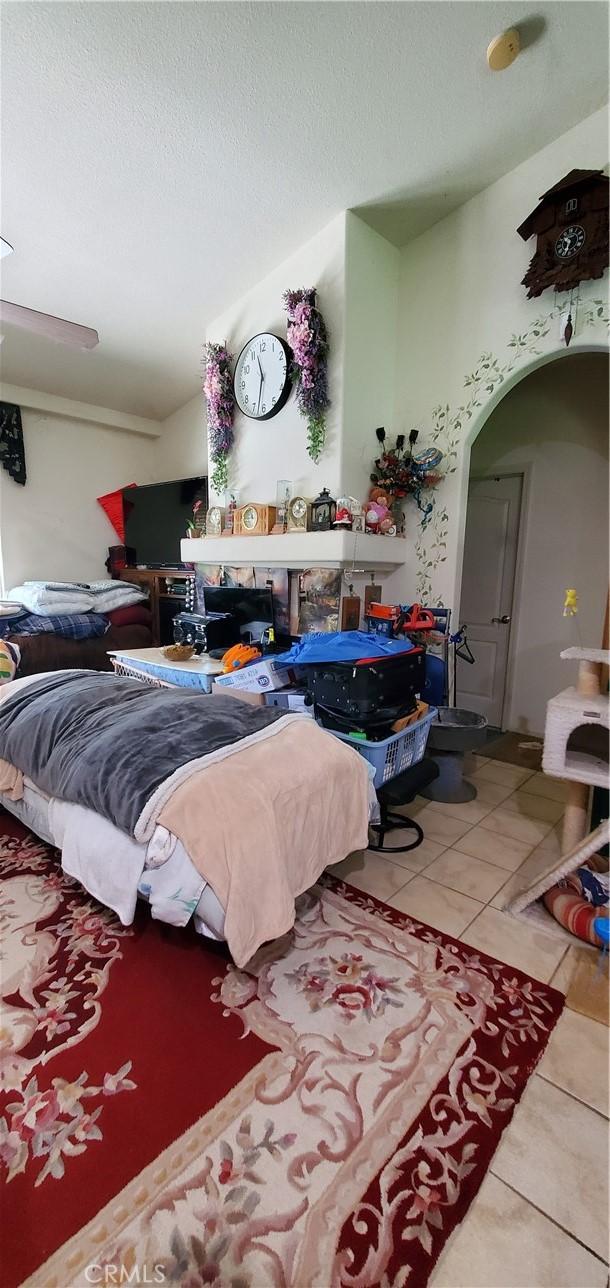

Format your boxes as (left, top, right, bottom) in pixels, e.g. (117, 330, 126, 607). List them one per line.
(233, 333, 292, 420)
(554, 225, 586, 259)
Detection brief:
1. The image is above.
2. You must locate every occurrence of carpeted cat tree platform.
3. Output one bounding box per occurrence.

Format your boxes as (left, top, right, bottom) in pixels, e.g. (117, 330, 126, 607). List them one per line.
(505, 648, 609, 942)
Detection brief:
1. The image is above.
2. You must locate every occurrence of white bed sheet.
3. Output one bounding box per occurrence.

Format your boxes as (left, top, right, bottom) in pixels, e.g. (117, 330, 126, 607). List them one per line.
(0, 669, 377, 949)
(1, 778, 226, 941)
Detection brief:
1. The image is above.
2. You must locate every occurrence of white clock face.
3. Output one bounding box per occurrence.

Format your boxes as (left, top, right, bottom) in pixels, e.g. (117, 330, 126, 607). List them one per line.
(208, 507, 222, 529)
(291, 497, 307, 520)
(242, 505, 258, 530)
(233, 333, 292, 420)
(555, 224, 586, 260)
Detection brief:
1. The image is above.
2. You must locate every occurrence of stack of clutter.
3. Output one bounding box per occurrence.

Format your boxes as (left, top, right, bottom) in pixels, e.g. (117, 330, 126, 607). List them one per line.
(211, 631, 427, 729)
(271, 630, 425, 738)
(1, 580, 148, 641)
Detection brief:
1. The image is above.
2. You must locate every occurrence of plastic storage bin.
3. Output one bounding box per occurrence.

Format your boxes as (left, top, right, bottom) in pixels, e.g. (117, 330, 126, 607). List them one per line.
(331, 708, 436, 788)
(111, 657, 214, 691)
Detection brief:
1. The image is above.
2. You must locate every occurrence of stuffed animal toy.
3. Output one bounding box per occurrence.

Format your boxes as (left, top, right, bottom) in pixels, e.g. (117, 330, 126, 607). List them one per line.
(369, 486, 394, 508)
(365, 500, 394, 534)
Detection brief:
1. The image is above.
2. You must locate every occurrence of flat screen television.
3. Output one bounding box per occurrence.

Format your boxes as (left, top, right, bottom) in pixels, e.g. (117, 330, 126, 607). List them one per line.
(201, 586, 275, 640)
(122, 476, 207, 566)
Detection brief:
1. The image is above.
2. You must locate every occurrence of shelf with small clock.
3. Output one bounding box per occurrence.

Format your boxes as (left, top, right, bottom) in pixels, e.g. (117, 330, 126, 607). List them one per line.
(180, 528, 404, 570)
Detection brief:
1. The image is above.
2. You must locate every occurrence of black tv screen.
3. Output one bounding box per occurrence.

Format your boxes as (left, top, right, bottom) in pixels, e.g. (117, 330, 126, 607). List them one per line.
(201, 586, 275, 639)
(122, 476, 207, 566)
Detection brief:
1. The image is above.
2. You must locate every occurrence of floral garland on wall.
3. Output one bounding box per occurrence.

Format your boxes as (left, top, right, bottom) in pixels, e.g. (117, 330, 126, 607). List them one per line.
(283, 288, 330, 463)
(203, 342, 235, 494)
(415, 295, 609, 604)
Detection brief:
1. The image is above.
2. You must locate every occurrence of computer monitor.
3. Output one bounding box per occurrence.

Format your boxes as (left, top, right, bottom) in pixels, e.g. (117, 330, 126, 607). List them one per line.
(200, 585, 275, 640)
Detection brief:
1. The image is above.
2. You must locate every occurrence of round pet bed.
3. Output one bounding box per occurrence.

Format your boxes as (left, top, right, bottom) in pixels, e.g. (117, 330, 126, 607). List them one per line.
(543, 854, 609, 947)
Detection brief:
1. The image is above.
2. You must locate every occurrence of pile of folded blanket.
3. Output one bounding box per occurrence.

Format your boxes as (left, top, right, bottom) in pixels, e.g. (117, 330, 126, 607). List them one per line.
(1, 580, 148, 641)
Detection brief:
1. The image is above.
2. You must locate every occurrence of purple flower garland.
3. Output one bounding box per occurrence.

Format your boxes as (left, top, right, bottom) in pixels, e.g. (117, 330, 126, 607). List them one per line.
(283, 288, 330, 463)
(203, 342, 235, 494)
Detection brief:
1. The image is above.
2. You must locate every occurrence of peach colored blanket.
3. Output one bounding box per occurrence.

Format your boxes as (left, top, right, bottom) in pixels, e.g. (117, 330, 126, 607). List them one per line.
(0, 673, 370, 966)
(158, 719, 370, 966)
(0, 757, 22, 800)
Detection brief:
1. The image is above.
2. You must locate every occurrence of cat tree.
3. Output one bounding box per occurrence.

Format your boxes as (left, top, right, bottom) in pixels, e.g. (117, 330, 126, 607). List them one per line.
(542, 647, 609, 850)
(508, 646, 609, 928)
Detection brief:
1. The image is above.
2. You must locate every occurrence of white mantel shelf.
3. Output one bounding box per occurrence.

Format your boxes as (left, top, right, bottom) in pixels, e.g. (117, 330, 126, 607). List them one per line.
(181, 531, 406, 570)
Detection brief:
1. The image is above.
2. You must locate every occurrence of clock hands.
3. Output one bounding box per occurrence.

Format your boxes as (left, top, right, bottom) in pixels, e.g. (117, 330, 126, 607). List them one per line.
(235, 335, 290, 419)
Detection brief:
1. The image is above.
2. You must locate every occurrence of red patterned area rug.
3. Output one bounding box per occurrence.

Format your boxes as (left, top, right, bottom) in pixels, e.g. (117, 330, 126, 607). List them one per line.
(1, 811, 563, 1288)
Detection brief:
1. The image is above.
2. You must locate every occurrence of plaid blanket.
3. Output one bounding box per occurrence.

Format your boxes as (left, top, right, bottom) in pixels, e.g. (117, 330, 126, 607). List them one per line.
(0, 612, 109, 641)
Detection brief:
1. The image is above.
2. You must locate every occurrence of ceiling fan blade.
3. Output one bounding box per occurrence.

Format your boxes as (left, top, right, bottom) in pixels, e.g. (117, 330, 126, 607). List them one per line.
(0, 299, 99, 349)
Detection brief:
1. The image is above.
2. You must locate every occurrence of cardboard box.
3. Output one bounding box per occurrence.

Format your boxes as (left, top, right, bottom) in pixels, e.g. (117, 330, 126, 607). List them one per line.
(211, 682, 266, 706)
(212, 657, 292, 693)
(265, 689, 313, 716)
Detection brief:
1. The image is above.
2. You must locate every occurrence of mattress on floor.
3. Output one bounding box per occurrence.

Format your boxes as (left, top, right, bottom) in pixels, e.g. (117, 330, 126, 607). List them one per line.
(0, 777, 226, 942)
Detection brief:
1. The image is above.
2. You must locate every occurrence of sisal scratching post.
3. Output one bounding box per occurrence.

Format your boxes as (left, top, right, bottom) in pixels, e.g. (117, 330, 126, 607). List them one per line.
(562, 780, 591, 851)
(577, 657, 603, 697)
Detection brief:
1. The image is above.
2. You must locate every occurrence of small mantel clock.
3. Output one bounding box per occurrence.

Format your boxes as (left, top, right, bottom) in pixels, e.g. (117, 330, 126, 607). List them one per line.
(234, 503, 276, 536)
(517, 168, 609, 299)
(286, 496, 311, 533)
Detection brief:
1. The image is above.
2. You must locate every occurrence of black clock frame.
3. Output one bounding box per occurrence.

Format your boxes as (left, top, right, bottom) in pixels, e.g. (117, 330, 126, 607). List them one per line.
(554, 224, 586, 260)
(233, 333, 293, 421)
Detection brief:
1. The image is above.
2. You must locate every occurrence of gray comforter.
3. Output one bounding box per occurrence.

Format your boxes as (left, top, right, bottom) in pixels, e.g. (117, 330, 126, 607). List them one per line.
(0, 671, 284, 836)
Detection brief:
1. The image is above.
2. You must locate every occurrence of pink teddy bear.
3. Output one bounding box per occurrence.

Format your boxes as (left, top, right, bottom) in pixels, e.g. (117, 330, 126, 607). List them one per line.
(365, 500, 393, 534)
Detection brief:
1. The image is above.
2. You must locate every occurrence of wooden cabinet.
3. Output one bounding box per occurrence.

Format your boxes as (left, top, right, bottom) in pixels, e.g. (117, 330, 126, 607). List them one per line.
(117, 567, 191, 646)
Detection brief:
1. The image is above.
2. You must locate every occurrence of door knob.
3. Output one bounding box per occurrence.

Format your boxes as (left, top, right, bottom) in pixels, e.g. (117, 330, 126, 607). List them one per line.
(491, 615, 511, 624)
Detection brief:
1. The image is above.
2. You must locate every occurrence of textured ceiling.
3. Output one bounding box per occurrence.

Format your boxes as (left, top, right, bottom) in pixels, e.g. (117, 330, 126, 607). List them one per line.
(0, 1, 607, 419)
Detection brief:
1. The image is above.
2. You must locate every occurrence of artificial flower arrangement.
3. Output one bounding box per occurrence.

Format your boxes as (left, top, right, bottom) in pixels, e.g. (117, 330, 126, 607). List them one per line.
(203, 342, 235, 494)
(370, 428, 444, 530)
(185, 497, 204, 536)
(283, 288, 330, 464)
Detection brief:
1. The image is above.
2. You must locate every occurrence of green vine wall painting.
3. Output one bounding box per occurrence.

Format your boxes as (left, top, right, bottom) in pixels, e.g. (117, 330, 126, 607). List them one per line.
(414, 296, 609, 604)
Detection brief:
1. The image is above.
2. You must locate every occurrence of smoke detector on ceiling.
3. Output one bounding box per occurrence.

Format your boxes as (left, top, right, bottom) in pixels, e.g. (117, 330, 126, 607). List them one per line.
(487, 28, 520, 71)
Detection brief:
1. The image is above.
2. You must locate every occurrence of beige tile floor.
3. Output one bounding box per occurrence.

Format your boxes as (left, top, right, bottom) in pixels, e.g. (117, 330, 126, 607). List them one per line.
(330, 758, 610, 1286)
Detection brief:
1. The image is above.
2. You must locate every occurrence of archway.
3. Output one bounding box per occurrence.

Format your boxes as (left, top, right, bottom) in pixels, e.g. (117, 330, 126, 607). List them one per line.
(455, 347, 609, 734)
(450, 340, 609, 613)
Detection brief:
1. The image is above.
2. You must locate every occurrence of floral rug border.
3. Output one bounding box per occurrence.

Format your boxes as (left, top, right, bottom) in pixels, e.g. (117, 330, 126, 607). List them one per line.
(27, 874, 564, 1288)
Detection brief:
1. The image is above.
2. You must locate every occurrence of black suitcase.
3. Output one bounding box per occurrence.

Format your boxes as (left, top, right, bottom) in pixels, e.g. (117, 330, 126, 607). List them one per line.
(307, 647, 425, 738)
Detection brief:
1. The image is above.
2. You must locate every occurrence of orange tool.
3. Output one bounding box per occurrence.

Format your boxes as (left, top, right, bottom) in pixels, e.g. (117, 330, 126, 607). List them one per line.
(221, 643, 262, 673)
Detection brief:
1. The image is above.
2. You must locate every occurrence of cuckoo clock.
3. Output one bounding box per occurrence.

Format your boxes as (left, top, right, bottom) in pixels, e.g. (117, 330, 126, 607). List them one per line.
(517, 169, 609, 299)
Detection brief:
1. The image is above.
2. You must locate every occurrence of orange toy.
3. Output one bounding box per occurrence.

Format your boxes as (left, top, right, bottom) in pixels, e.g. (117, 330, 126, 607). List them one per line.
(221, 643, 262, 673)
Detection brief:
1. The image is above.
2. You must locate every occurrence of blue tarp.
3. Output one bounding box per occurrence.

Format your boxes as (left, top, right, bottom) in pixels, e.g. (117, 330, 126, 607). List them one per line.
(273, 630, 414, 666)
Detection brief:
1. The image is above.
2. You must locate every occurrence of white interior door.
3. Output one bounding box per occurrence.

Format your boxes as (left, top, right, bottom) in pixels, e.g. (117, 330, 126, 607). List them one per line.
(457, 474, 523, 727)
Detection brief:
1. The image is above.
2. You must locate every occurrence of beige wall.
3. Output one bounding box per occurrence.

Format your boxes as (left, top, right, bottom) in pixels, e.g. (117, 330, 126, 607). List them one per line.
(469, 352, 609, 735)
(0, 408, 159, 588)
(0, 393, 207, 590)
(3, 109, 608, 607)
(396, 106, 609, 610)
(342, 213, 400, 500)
(154, 394, 207, 481)
(206, 214, 347, 505)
